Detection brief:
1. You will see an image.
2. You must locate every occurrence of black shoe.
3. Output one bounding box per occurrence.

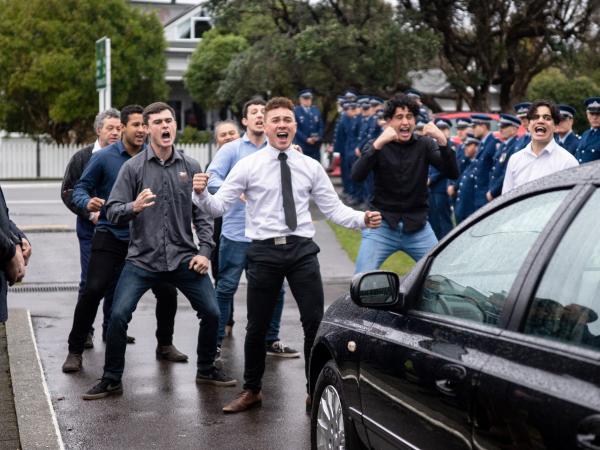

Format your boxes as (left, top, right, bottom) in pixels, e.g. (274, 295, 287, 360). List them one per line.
(195, 367, 237, 387)
(82, 378, 123, 400)
(84, 332, 94, 349)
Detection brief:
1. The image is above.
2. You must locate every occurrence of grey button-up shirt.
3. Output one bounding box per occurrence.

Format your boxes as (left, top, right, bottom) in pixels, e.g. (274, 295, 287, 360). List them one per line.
(106, 146, 214, 273)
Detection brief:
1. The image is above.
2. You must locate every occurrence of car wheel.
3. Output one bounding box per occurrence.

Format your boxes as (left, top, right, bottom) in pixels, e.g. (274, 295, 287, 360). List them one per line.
(310, 360, 365, 450)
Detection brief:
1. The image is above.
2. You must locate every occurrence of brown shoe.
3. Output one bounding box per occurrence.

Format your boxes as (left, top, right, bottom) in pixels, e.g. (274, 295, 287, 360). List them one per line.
(62, 352, 82, 373)
(222, 389, 262, 414)
(156, 345, 188, 362)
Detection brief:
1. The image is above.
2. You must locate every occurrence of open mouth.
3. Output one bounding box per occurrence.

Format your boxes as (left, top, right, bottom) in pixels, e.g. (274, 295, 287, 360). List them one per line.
(161, 130, 171, 142)
(533, 125, 547, 136)
(397, 126, 412, 139)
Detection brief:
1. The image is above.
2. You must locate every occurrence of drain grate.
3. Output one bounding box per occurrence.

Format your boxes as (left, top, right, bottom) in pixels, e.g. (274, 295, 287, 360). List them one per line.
(9, 283, 79, 293)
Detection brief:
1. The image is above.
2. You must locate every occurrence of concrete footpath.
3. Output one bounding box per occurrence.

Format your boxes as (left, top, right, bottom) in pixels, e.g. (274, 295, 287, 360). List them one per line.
(0, 200, 358, 449)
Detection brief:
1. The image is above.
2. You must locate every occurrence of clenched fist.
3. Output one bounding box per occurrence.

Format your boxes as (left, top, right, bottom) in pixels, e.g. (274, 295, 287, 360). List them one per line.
(422, 122, 448, 147)
(87, 197, 105, 212)
(364, 211, 382, 228)
(193, 173, 210, 194)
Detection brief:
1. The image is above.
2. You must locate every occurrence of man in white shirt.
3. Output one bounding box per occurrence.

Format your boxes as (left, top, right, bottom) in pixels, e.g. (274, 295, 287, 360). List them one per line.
(192, 97, 382, 414)
(502, 100, 578, 194)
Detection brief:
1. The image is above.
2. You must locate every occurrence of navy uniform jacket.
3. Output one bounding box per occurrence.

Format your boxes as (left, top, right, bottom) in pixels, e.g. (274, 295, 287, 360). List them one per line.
(575, 128, 600, 164)
(333, 114, 348, 159)
(488, 136, 519, 199)
(429, 141, 455, 194)
(472, 133, 501, 208)
(448, 142, 469, 192)
(294, 105, 323, 156)
(514, 133, 531, 151)
(454, 160, 477, 223)
(344, 116, 360, 158)
(358, 115, 381, 152)
(555, 132, 580, 156)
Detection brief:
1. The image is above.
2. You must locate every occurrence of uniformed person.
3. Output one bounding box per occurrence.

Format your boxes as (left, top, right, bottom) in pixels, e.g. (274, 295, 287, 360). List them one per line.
(343, 100, 362, 206)
(357, 97, 384, 205)
(405, 88, 431, 122)
(513, 102, 532, 150)
(454, 134, 480, 223)
(554, 104, 579, 156)
(575, 97, 600, 164)
(428, 118, 454, 239)
(293, 89, 324, 161)
(334, 99, 353, 201)
(470, 114, 500, 209)
(487, 113, 521, 201)
(447, 118, 473, 204)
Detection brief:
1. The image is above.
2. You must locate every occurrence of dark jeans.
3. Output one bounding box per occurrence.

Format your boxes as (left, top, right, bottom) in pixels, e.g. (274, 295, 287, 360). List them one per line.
(67, 230, 178, 354)
(243, 238, 324, 393)
(428, 191, 453, 240)
(103, 259, 219, 382)
(76, 217, 96, 335)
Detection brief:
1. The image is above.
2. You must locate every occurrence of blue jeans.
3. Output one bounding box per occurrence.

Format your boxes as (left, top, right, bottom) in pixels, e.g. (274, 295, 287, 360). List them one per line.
(217, 236, 284, 344)
(103, 260, 219, 382)
(355, 220, 438, 273)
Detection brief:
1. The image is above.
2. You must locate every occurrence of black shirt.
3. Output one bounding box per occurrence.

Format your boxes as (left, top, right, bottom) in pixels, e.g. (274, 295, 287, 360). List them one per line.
(351, 135, 458, 232)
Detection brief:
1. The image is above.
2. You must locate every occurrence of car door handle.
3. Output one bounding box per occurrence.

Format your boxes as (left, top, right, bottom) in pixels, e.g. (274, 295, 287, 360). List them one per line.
(434, 363, 467, 396)
(577, 415, 600, 450)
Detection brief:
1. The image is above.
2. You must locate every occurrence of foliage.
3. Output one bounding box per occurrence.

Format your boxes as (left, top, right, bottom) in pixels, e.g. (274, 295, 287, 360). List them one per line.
(0, 0, 168, 143)
(328, 221, 415, 276)
(184, 30, 249, 111)
(527, 68, 599, 134)
(398, 0, 599, 112)
(188, 0, 440, 124)
(178, 126, 212, 144)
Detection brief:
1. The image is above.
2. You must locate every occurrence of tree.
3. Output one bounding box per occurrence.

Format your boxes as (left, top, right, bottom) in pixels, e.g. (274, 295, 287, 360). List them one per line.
(399, 0, 599, 112)
(0, 0, 168, 143)
(527, 68, 599, 134)
(188, 0, 440, 131)
(184, 30, 249, 111)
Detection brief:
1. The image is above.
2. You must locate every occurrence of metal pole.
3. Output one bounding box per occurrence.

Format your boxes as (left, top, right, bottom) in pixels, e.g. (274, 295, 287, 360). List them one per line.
(105, 38, 111, 109)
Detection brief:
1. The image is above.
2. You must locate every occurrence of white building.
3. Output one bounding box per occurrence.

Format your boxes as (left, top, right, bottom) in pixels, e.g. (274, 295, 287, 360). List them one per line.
(131, 0, 220, 130)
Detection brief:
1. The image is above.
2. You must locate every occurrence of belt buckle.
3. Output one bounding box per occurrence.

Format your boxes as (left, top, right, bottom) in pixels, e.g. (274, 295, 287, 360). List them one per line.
(274, 236, 287, 245)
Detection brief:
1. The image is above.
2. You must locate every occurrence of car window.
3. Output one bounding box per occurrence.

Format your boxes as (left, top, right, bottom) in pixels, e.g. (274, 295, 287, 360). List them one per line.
(415, 190, 568, 327)
(523, 189, 600, 351)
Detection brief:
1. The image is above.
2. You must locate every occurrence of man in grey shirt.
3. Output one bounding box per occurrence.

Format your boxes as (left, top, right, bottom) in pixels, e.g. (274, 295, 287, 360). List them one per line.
(82, 102, 236, 400)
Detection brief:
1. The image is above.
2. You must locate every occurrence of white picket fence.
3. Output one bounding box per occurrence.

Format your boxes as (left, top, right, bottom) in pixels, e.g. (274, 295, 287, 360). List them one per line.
(0, 141, 214, 179)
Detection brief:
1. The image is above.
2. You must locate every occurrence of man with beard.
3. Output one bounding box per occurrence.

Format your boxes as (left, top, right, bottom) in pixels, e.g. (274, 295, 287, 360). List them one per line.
(503, 100, 578, 193)
(62, 105, 185, 374)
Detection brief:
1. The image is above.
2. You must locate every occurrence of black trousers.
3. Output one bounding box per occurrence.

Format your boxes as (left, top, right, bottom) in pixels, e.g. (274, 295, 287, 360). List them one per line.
(243, 238, 324, 392)
(67, 230, 178, 354)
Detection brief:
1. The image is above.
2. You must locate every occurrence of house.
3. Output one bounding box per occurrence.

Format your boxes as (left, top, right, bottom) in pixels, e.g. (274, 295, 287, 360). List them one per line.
(130, 0, 221, 131)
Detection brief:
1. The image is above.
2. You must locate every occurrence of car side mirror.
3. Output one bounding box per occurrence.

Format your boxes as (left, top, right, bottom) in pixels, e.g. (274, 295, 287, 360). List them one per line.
(350, 271, 402, 309)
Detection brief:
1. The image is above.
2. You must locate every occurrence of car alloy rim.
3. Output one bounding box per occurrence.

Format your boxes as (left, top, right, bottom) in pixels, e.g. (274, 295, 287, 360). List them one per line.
(316, 385, 345, 450)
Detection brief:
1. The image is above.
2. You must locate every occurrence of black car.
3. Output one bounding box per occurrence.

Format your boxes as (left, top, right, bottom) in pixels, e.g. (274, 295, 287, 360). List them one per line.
(308, 162, 600, 450)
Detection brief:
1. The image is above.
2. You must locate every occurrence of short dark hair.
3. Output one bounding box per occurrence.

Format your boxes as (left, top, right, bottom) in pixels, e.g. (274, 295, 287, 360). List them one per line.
(121, 104, 144, 125)
(527, 100, 560, 124)
(382, 94, 420, 120)
(242, 97, 266, 119)
(265, 97, 295, 116)
(143, 102, 176, 124)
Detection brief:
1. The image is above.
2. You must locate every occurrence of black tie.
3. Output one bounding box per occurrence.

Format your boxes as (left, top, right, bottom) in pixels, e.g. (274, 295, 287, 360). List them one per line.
(278, 152, 297, 231)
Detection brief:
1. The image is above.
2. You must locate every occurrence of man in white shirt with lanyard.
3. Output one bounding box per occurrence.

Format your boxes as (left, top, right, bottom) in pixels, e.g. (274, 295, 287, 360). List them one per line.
(502, 99, 578, 194)
(192, 97, 382, 414)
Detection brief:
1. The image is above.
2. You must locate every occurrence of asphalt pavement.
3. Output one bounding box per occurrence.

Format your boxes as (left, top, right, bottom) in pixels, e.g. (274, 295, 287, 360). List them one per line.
(2, 180, 358, 450)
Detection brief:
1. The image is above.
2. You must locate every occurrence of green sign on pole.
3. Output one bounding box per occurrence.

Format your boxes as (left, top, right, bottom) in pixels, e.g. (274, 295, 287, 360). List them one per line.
(96, 37, 107, 90)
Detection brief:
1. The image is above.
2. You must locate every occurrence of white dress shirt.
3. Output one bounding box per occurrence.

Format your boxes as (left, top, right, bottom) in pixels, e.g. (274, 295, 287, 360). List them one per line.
(502, 139, 578, 194)
(192, 145, 366, 240)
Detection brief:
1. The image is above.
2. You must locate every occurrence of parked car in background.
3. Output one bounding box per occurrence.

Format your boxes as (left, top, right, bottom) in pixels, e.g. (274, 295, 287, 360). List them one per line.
(309, 161, 600, 450)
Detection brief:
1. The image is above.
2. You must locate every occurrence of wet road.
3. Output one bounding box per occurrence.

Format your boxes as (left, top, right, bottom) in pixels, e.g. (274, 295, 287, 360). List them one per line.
(4, 181, 352, 450)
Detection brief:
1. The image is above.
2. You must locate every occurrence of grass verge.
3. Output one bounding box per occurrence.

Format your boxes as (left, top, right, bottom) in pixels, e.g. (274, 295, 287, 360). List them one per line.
(327, 221, 415, 275)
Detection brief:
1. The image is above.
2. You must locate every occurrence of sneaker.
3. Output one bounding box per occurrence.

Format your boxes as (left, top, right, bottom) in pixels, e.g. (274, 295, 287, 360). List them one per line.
(266, 341, 301, 358)
(82, 378, 123, 400)
(215, 345, 222, 362)
(84, 332, 94, 349)
(62, 352, 82, 373)
(195, 367, 237, 387)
